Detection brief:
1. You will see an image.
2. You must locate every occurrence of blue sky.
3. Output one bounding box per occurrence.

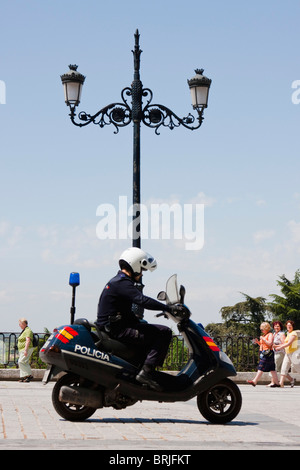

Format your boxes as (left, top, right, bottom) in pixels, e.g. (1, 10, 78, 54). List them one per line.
(0, 0, 300, 332)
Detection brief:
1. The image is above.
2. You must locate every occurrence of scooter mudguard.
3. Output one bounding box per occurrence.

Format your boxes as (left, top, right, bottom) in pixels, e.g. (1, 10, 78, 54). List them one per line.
(42, 364, 62, 384)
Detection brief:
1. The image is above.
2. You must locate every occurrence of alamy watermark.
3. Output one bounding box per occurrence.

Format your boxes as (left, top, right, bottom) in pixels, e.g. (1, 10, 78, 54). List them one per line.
(96, 196, 204, 251)
(0, 80, 6, 104)
(291, 80, 300, 104)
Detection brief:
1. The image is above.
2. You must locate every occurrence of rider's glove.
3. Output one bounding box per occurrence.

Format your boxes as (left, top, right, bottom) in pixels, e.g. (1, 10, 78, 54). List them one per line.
(169, 304, 189, 317)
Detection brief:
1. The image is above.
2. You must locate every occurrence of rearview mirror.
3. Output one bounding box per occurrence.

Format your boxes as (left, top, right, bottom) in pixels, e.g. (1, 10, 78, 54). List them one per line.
(179, 285, 186, 304)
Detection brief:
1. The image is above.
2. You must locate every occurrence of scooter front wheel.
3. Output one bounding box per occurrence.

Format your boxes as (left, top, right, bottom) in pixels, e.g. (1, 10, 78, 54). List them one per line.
(52, 373, 97, 422)
(197, 378, 242, 424)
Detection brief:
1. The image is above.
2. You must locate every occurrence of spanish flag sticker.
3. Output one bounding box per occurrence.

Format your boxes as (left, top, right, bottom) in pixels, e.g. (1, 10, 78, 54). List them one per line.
(203, 336, 220, 352)
(55, 326, 79, 344)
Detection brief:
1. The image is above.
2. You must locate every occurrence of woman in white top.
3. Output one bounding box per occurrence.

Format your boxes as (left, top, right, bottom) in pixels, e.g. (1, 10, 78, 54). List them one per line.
(268, 321, 286, 387)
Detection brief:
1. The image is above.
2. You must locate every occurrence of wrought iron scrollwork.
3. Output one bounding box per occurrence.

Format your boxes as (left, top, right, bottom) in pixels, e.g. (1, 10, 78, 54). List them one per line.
(142, 93, 204, 135)
(69, 84, 203, 135)
(69, 90, 132, 134)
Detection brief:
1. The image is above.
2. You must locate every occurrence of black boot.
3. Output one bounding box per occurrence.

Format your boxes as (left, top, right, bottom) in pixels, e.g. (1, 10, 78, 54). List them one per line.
(136, 365, 163, 391)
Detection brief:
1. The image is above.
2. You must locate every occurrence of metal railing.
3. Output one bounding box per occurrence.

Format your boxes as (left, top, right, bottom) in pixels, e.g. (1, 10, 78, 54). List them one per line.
(0, 332, 50, 369)
(213, 335, 259, 371)
(162, 334, 258, 372)
(0, 331, 259, 371)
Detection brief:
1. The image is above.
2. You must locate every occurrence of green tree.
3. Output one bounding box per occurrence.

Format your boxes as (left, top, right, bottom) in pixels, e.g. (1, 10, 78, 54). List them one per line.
(268, 270, 300, 329)
(205, 322, 242, 338)
(220, 294, 268, 336)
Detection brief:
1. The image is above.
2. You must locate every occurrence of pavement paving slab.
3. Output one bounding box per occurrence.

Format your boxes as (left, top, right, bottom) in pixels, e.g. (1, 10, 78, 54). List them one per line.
(0, 381, 299, 450)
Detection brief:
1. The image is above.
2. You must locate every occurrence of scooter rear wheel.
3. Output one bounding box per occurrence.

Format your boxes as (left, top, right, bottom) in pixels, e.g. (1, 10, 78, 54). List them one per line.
(52, 373, 97, 422)
(197, 378, 242, 424)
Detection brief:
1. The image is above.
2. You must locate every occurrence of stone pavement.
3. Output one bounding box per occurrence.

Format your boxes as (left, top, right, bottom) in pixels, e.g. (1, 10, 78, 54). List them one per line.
(0, 381, 299, 450)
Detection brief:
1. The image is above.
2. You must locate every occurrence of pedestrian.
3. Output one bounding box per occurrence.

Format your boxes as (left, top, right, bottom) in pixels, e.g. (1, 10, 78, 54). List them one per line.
(17, 318, 34, 382)
(247, 322, 280, 387)
(267, 321, 286, 387)
(274, 320, 298, 387)
(96, 247, 177, 391)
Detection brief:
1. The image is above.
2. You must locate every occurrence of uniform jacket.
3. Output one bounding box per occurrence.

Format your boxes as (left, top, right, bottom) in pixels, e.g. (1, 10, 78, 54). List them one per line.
(96, 270, 169, 328)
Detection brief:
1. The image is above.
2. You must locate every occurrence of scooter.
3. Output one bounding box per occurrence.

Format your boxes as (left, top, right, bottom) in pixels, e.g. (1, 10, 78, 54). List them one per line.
(40, 273, 242, 424)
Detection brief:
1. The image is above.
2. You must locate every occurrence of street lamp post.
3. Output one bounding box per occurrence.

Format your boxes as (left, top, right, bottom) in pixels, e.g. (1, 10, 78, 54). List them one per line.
(61, 29, 211, 249)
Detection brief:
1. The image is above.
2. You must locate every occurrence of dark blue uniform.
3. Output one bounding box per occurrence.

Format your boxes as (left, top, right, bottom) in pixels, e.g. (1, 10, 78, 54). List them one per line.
(96, 271, 172, 368)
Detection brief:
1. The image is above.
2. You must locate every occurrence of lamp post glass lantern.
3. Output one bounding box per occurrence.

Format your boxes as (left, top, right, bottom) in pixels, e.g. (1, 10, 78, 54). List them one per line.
(60, 30, 211, 248)
(61, 65, 85, 108)
(188, 68, 211, 110)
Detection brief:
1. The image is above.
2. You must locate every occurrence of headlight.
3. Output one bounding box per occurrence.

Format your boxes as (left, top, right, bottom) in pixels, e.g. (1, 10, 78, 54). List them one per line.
(219, 350, 234, 366)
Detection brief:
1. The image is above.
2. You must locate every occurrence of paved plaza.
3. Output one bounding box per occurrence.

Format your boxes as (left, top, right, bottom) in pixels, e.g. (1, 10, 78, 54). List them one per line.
(0, 381, 299, 450)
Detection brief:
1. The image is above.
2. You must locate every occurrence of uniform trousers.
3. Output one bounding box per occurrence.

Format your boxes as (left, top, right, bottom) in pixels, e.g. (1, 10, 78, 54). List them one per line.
(115, 322, 172, 368)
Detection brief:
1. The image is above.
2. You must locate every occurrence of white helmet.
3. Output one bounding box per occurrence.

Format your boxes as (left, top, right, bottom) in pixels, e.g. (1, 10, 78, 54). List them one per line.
(119, 247, 157, 276)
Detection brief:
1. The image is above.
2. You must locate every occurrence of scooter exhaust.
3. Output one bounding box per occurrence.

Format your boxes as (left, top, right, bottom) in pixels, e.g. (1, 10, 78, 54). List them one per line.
(59, 385, 103, 409)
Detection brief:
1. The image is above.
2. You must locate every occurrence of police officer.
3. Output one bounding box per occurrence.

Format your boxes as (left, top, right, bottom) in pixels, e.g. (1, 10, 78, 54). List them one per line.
(96, 247, 173, 391)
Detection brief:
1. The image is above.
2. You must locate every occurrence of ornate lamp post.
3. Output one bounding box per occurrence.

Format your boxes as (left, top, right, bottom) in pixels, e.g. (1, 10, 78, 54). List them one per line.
(61, 29, 211, 249)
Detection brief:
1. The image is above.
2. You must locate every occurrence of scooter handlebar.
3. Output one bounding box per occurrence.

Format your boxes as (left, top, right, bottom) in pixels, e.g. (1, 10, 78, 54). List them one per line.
(156, 305, 191, 321)
(155, 312, 169, 318)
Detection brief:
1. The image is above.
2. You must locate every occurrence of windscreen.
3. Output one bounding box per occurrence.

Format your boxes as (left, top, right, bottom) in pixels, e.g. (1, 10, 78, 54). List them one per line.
(165, 274, 180, 305)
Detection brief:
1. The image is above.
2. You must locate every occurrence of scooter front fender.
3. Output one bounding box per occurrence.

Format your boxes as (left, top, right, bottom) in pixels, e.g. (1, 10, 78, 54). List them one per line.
(42, 365, 63, 384)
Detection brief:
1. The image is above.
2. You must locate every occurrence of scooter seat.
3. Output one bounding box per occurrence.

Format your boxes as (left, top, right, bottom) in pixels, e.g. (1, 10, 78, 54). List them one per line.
(95, 329, 141, 363)
(74, 319, 143, 364)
